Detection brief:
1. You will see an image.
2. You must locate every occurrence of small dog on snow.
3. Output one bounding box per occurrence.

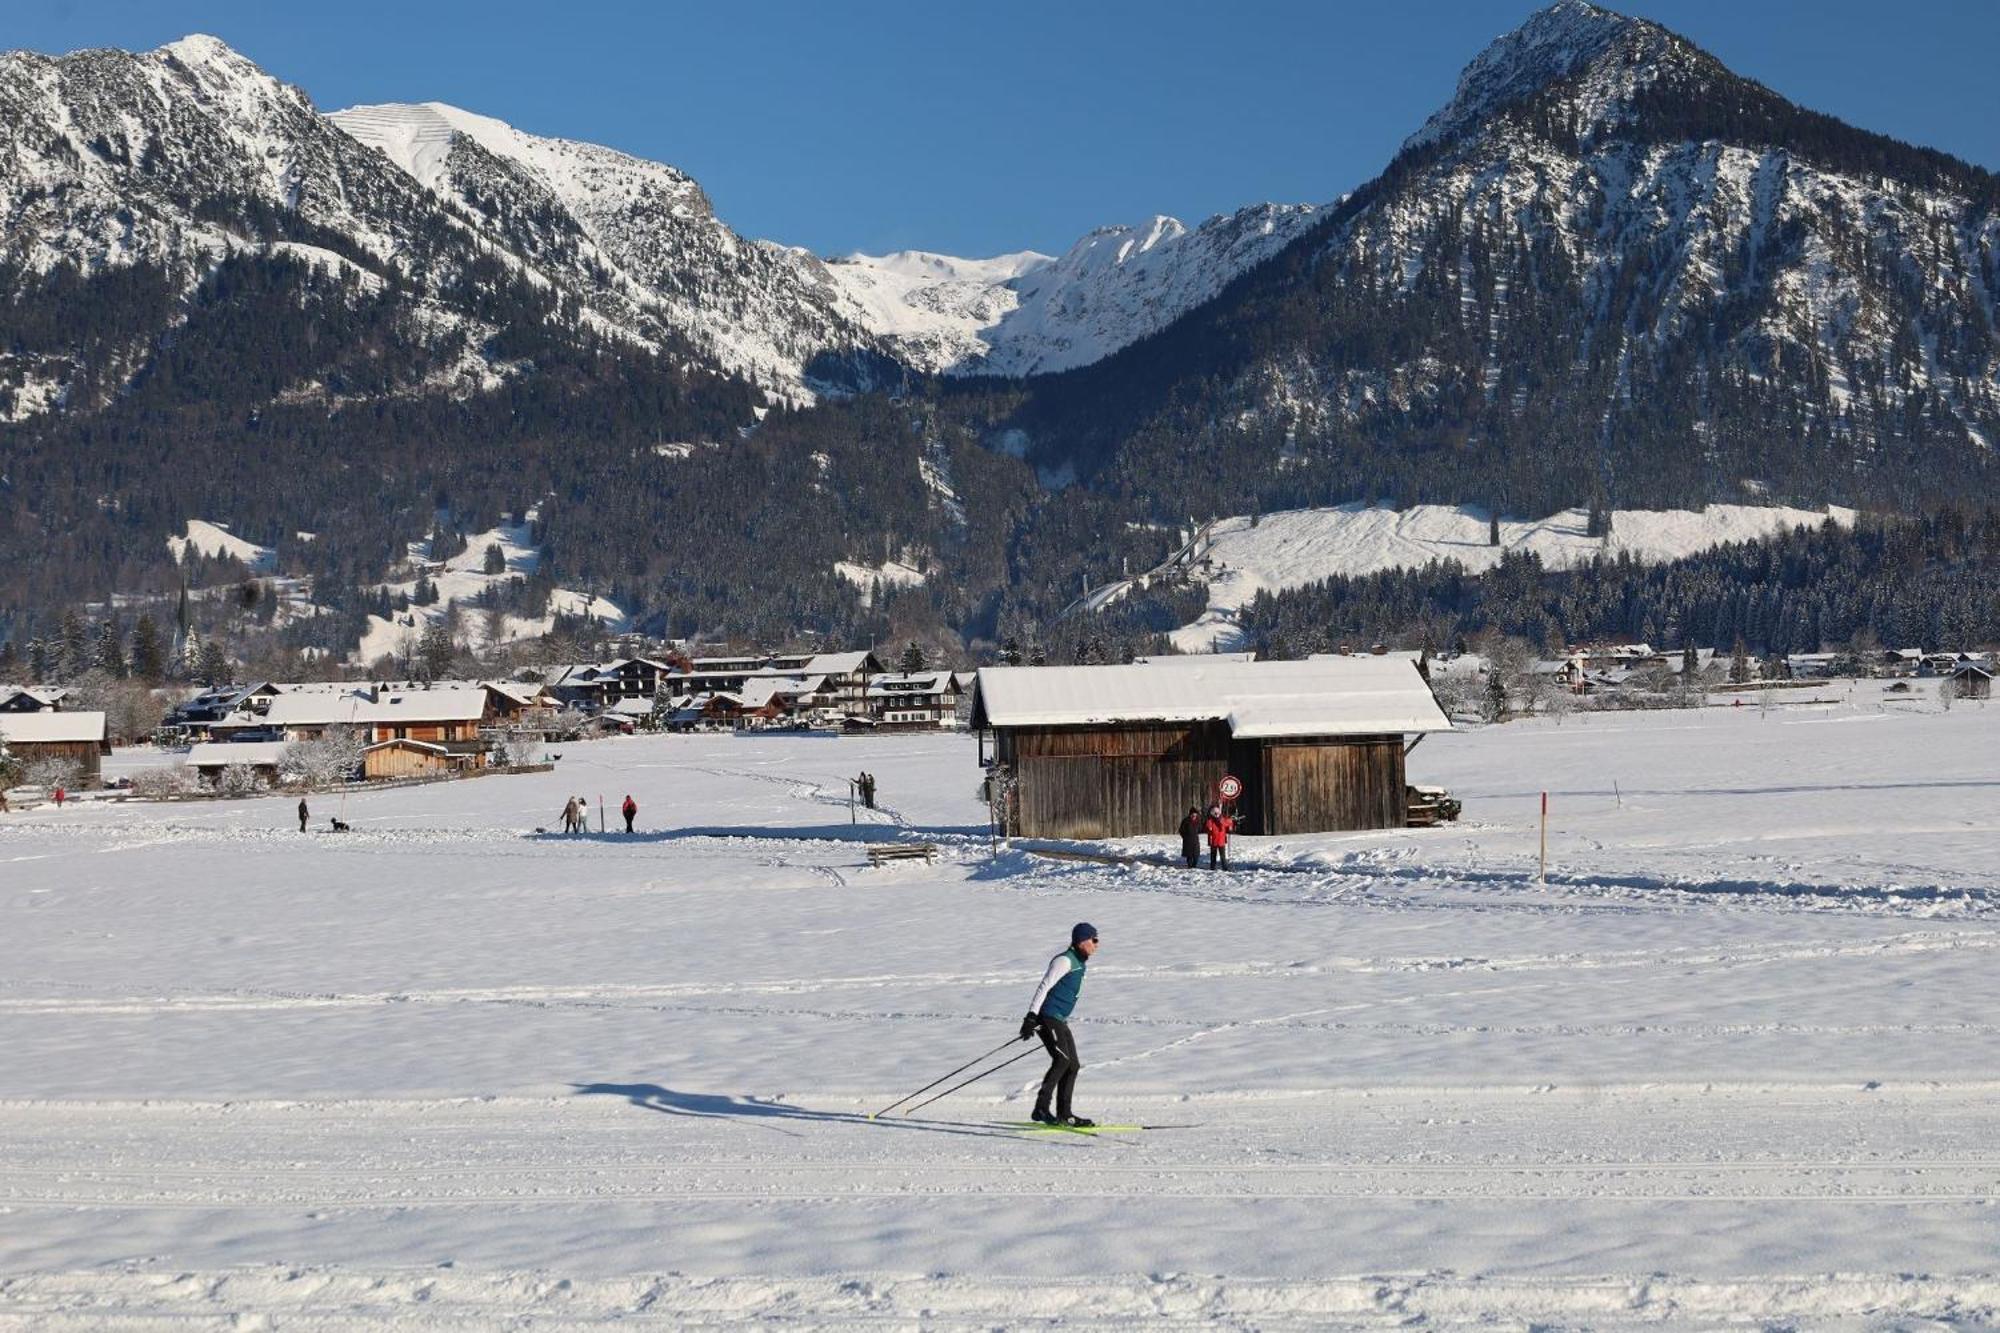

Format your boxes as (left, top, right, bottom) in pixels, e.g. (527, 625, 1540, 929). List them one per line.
(329, 818, 350, 832)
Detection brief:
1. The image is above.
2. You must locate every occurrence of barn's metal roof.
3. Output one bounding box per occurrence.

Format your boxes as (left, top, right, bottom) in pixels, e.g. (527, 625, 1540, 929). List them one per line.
(973, 659, 1450, 738)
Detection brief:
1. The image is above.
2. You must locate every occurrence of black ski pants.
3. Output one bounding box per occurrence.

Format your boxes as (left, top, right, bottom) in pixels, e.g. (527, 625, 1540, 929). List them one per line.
(1209, 844, 1229, 870)
(1035, 1018, 1081, 1118)
(623, 812, 635, 832)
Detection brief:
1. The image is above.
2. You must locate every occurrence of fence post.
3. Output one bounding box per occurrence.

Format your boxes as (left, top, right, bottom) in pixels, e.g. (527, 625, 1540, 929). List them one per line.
(1539, 791, 1548, 882)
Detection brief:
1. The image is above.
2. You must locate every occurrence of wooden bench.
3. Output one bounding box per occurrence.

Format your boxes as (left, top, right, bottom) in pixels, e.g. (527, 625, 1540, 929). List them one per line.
(866, 842, 938, 865)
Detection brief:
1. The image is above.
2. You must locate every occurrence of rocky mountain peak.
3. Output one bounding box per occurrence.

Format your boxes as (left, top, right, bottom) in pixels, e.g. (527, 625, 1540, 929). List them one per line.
(1400, 0, 1674, 154)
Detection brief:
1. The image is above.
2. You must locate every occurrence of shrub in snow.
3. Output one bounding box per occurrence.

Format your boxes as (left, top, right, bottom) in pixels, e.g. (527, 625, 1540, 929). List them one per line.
(494, 729, 541, 767)
(22, 756, 83, 791)
(215, 763, 265, 797)
(129, 766, 204, 798)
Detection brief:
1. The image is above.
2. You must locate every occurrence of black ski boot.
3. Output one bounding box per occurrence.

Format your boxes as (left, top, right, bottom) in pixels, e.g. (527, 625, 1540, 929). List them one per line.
(1030, 1106, 1058, 1125)
(1061, 1115, 1096, 1129)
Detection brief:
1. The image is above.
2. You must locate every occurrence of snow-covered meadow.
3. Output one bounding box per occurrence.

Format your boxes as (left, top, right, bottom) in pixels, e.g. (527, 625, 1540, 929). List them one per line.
(4, 695, 1999, 1328)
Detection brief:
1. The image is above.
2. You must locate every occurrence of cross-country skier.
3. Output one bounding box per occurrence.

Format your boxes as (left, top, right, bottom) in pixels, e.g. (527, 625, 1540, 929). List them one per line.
(298, 797, 309, 833)
(621, 794, 637, 833)
(1019, 922, 1099, 1127)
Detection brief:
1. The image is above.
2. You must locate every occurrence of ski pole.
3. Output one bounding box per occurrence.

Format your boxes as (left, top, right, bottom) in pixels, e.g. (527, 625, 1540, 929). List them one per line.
(869, 1035, 1023, 1120)
(900, 1045, 1042, 1118)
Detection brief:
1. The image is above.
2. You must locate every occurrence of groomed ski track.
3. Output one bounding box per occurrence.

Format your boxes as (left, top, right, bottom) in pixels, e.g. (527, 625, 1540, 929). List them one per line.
(5, 705, 2000, 1328)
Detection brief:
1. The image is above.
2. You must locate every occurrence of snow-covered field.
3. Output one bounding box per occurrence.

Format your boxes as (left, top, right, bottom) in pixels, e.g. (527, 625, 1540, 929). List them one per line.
(4, 697, 1999, 1328)
(1169, 501, 1854, 650)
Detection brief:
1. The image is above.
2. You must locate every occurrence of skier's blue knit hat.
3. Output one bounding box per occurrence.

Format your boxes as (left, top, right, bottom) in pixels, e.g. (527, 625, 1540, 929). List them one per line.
(1071, 922, 1099, 946)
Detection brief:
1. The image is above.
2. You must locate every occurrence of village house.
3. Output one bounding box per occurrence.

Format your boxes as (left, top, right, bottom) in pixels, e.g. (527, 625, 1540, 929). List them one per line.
(0, 685, 68, 713)
(667, 652, 882, 716)
(971, 658, 1452, 839)
(546, 657, 684, 711)
(867, 671, 971, 728)
(210, 684, 491, 761)
(0, 710, 110, 786)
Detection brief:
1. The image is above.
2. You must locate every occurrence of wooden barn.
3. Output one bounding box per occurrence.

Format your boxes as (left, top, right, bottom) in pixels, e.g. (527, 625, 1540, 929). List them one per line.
(362, 738, 476, 781)
(971, 659, 1451, 839)
(1950, 662, 1994, 700)
(0, 710, 110, 786)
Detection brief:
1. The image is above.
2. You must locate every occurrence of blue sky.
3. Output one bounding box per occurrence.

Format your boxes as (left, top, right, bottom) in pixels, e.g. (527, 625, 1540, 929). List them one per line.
(13, 2, 1999, 258)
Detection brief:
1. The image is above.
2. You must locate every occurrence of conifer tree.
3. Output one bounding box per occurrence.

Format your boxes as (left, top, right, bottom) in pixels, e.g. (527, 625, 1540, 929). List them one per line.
(130, 615, 167, 683)
(95, 617, 128, 678)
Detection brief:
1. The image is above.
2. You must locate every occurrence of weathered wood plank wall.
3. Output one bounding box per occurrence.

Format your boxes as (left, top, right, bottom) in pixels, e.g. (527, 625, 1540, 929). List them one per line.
(1264, 737, 1404, 833)
(1008, 722, 1229, 838)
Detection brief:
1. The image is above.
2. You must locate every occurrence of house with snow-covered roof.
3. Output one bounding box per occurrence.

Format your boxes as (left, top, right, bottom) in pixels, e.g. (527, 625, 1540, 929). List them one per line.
(211, 684, 490, 758)
(0, 685, 68, 713)
(0, 710, 110, 785)
(867, 671, 969, 728)
(971, 658, 1451, 839)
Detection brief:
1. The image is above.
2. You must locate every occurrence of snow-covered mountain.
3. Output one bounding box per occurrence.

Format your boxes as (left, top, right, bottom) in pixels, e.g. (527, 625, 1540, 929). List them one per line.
(828, 204, 1321, 376)
(998, 0, 2000, 513)
(326, 101, 886, 395)
(5, 5, 1998, 647)
(328, 103, 1323, 385)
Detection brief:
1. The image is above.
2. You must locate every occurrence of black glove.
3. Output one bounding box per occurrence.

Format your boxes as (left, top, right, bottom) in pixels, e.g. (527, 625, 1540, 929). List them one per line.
(1019, 1011, 1041, 1042)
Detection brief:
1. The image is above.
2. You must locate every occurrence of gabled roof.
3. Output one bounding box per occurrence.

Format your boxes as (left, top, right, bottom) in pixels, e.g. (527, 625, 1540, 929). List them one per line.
(868, 672, 955, 696)
(481, 679, 548, 705)
(803, 651, 879, 676)
(363, 737, 453, 754)
(0, 685, 69, 708)
(972, 659, 1451, 738)
(0, 710, 107, 744)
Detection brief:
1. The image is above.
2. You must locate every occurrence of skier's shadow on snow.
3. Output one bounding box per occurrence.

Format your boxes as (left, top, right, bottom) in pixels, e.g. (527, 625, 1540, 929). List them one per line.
(570, 1082, 1019, 1141)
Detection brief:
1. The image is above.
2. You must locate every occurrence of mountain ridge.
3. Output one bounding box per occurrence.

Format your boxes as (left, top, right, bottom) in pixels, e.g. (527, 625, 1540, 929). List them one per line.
(1, 5, 1995, 658)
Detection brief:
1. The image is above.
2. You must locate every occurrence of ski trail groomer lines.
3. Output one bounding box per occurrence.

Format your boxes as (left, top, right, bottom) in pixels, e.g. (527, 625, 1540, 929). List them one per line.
(1020, 923, 1099, 1127)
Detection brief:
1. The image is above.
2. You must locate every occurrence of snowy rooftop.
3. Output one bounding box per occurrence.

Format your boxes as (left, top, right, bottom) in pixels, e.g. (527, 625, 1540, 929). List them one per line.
(973, 659, 1450, 738)
(868, 673, 956, 696)
(183, 740, 292, 768)
(0, 685, 68, 707)
(803, 652, 877, 676)
(256, 687, 489, 727)
(0, 711, 107, 744)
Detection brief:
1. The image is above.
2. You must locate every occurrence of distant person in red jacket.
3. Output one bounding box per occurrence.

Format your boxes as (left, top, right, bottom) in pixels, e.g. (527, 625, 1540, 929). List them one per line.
(1204, 804, 1234, 871)
(621, 794, 637, 833)
(53, 785, 66, 808)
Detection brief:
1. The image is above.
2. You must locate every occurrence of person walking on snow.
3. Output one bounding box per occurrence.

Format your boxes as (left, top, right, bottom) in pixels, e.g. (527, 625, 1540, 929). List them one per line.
(560, 796, 580, 834)
(1018, 922, 1100, 1127)
(621, 794, 637, 833)
(1204, 804, 1233, 871)
(298, 797, 309, 833)
(1177, 806, 1203, 870)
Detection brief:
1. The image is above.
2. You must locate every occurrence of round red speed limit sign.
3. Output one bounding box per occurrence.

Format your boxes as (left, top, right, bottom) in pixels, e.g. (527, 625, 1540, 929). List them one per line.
(1217, 774, 1243, 801)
